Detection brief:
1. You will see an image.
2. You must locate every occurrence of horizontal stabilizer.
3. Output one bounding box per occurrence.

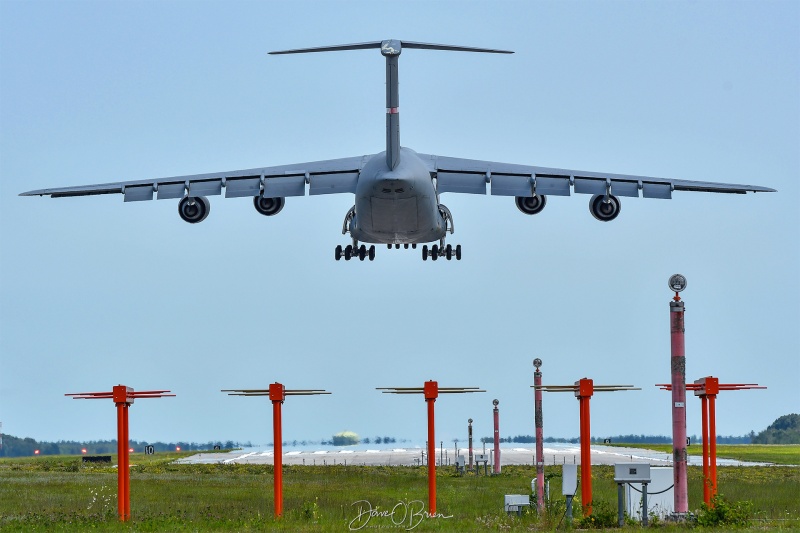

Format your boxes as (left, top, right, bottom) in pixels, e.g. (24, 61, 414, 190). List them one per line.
(270, 40, 512, 55)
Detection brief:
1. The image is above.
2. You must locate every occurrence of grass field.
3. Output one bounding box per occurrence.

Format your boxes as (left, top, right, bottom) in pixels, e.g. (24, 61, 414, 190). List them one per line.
(610, 443, 800, 466)
(0, 449, 798, 531)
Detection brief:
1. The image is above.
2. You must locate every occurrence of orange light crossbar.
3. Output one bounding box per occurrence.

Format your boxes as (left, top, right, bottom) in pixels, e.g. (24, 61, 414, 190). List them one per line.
(222, 383, 330, 518)
(66, 385, 174, 522)
(657, 377, 765, 506)
(534, 378, 638, 516)
(378, 381, 484, 515)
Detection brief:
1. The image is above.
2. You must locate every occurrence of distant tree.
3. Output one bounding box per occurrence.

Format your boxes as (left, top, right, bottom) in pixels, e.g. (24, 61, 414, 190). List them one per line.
(362, 437, 370, 444)
(752, 414, 800, 444)
(332, 431, 359, 446)
(375, 436, 382, 444)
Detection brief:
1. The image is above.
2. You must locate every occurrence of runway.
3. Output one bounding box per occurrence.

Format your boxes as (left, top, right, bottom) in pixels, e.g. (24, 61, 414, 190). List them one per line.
(173, 443, 763, 467)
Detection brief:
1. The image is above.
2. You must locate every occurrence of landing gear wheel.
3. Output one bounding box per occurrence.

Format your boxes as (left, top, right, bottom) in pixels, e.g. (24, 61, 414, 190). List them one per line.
(455, 244, 462, 260)
(344, 245, 353, 260)
(395, 243, 400, 249)
(387, 244, 392, 249)
(335, 245, 343, 261)
(446, 244, 452, 260)
(404, 243, 409, 249)
(368, 245, 375, 261)
(422, 245, 428, 261)
(358, 245, 366, 261)
(431, 245, 439, 261)
(412, 244, 417, 249)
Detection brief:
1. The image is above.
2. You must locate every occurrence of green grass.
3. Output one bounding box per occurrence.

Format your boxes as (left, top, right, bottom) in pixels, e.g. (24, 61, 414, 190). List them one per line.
(609, 443, 800, 465)
(1, 452, 798, 531)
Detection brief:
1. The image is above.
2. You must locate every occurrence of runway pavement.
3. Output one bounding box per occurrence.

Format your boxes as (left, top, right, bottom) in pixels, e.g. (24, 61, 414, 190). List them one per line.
(173, 443, 757, 467)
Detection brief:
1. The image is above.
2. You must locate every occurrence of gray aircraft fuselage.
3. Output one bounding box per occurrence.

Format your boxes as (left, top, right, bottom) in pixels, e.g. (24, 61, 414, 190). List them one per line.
(351, 148, 444, 244)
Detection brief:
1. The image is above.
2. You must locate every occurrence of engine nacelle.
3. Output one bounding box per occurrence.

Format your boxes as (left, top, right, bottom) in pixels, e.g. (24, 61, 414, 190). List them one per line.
(589, 194, 621, 222)
(178, 196, 210, 223)
(515, 195, 547, 215)
(254, 196, 285, 216)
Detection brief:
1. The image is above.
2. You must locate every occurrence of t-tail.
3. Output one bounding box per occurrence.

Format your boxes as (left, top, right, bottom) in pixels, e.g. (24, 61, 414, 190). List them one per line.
(269, 40, 513, 170)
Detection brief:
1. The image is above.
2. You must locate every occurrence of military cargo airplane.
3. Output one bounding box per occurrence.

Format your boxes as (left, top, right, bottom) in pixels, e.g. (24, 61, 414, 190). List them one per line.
(21, 39, 775, 261)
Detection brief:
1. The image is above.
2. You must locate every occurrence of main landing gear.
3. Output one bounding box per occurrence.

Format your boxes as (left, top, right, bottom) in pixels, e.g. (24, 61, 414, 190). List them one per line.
(335, 242, 375, 261)
(422, 241, 462, 261)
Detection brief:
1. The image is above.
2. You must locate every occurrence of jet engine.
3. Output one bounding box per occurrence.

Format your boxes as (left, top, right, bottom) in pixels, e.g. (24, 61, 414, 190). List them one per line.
(178, 196, 210, 223)
(515, 195, 547, 215)
(253, 196, 285, 216)
(589, 194, 621, 222)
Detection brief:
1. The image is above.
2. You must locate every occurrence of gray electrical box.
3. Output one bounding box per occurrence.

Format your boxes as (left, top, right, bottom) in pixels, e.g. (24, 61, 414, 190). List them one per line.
(562, 464, 577, 495)
(614, 463, 651, 483)
(504, 494, 530, 515)
(475, 453, 489, 463)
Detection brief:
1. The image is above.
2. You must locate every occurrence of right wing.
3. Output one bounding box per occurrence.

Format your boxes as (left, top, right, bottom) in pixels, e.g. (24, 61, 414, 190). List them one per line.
(19, 155, 373, 201)
(418, 154, 776, 198)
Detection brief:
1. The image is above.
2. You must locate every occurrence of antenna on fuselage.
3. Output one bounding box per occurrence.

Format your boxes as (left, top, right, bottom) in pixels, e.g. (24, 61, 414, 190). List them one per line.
(270, 40, 513, 170)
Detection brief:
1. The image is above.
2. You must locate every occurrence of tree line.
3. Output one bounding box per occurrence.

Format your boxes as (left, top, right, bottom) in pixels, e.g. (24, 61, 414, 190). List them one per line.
(0, 434, 251, 458)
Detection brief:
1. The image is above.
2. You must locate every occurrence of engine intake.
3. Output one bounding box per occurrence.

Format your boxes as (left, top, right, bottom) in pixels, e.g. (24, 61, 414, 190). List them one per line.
(589, 194, 621, 222)
(178, 196, 210, 223)
(515, 195, 547, 215)
(254, 196, 285, 216)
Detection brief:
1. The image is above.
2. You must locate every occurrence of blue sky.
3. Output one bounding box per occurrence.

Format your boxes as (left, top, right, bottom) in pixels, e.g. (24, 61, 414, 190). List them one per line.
(1, 0, 798, 446)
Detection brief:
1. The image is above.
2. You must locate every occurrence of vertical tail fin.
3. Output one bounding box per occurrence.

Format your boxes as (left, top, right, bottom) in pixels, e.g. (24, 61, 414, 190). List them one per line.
(270, 40, 513, 170)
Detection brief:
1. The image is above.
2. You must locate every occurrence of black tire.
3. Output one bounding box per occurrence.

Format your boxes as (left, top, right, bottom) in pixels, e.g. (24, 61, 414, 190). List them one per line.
(344, 245, 352, 260)
(387, 244, 392, 249)
(446, 244, 452, 260)
(359, 245, 366, 260)
(456, 245, 462, 260)
(422, 245, 428, 261)
(404, 243, 409, 249)
(335, 245, 342, 261)
(368, 245, 375, 261)
(431, 245, 439, 261)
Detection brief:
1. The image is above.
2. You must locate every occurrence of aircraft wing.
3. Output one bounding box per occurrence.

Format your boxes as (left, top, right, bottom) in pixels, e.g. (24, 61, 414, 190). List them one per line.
(417, 154, 776, 198)
(19, 155, 372, 201)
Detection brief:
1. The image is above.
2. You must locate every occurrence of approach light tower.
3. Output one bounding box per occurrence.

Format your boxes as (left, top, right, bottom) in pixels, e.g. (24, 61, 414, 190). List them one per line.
(222, 383, 330, 518)
(533, 358, 545, 513)
(668, 274, 688, 516)
(378, 381, 484, 514)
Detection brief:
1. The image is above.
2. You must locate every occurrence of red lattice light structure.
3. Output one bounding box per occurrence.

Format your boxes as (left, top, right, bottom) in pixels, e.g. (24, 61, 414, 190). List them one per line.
(534, 378, 639, 516)
(65, 385, 174, 522)
(222, 383, 330, 518)
(377, 381, 484, 515)
(657, 376, 765, 506)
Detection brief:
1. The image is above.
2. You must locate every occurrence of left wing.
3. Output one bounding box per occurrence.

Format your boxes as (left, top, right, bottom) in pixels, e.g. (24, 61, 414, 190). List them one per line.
(417, 154, 776, 198)
(19, 155, 372, 201)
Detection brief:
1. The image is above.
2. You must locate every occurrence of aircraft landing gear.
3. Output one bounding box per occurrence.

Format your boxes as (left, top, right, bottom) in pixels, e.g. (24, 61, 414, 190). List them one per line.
(335, 240, 375, 262)
(422, 240, 461, 261)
